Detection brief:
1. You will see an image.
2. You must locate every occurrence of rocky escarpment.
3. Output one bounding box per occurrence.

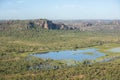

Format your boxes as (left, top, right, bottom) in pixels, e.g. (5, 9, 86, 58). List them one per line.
(34, 19, 69, 29)
(0, 19, 69, 30)
(0, 19, 120, 31)
(54, 20, 120, 31)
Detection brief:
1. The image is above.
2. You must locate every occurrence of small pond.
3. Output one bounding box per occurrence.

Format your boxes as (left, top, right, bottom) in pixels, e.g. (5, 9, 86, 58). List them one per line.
(108, 47, 120, 53)
(32, 48, 105, 62)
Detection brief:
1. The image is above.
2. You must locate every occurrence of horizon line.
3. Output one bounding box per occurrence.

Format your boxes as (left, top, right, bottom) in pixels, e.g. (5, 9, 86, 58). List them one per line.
(0, 18, 120, 21)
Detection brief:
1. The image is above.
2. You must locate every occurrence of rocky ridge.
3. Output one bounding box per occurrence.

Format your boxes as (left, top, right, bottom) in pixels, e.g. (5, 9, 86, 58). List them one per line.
(0, 19, 69, 30)
(0, 19, 120, 31)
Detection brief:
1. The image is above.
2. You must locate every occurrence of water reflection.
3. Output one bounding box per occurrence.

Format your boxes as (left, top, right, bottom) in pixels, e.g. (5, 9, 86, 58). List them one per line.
(32, 48, 105, 61)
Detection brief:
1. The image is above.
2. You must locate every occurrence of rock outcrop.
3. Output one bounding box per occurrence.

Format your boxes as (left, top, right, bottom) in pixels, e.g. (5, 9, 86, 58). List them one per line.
(0, 19, 69, 30)
(34, 20, 69, 30)
(54, 20, 120, 31)
(0, 19, 68, 30)
(0, 19, 120, 31)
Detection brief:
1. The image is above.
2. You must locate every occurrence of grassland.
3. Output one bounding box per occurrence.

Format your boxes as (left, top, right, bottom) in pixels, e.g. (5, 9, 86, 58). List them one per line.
(0, 29, 120, 80)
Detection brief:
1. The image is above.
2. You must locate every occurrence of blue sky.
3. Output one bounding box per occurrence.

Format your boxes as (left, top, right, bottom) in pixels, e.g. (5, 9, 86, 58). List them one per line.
(0, 0, 120, 20)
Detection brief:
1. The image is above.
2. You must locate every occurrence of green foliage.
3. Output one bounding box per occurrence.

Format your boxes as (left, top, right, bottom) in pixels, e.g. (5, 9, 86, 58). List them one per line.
(0, 29, 120, 80)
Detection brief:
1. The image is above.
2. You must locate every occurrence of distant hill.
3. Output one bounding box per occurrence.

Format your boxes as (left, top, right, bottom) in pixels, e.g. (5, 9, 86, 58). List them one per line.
(0, 19, 69, 31)
(0, 19, 120, 31)
(53, 20, 120, 31)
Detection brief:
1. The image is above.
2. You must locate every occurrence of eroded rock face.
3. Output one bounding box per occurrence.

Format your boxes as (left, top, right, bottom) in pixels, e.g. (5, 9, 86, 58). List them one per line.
(0, 19, 120, 31)
(54, 20, 120, 31)
(0, 19, 69, 30)
(34, 19, 69, 30)
(41, 20, 69, 30)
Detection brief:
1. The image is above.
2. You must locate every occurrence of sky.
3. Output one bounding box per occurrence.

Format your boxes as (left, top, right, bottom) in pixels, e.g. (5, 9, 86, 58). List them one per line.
(0, 0, 120, 20)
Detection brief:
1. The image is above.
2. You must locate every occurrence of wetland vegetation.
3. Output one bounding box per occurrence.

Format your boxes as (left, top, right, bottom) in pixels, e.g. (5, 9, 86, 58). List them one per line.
(0, 28, 120, 80)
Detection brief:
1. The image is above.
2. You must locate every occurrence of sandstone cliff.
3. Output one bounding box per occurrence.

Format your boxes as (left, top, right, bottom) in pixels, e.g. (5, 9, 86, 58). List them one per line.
(0, 19, 120, 31)
(0, 19, 69, 30)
